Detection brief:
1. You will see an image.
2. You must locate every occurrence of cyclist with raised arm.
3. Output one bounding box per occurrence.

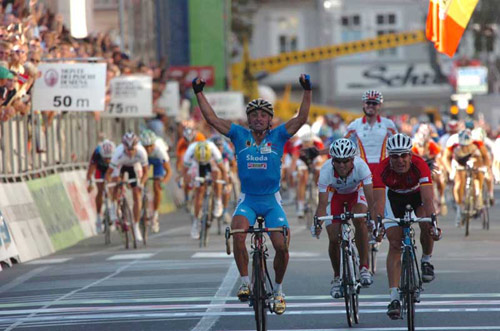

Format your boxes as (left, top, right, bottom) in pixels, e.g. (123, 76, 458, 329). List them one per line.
(372, 133, 441, 320)
(86, 139, 115, 233)
(105, 132, 149, 242)
(192, 74, 311, 315)
(183, 140, 228, 239)
(139, 130, 172, 233)
(313, 138, 375, 298)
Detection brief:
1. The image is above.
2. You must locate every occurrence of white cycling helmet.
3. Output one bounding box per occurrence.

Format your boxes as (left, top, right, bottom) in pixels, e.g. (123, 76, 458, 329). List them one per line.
(329, 138, 357, 158)
(122, 131, 139, 149)
(459, 129, 473, 146)
(471, 127, 486, 142)
(362, 90, 383, 104)
(99, 139, 115, 158)
(387, 133, 412, 154)
(297, 124, 314, 143)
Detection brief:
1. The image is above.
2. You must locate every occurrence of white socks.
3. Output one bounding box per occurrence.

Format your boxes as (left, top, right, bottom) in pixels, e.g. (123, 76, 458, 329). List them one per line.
(421, 254, 432, 263)
(390, 287, 399, 301)
(241, 276, 250, 285)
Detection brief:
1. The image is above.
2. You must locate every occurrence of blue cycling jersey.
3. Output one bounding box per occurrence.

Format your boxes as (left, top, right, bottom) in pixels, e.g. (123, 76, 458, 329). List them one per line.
(227, 123, 291, 195)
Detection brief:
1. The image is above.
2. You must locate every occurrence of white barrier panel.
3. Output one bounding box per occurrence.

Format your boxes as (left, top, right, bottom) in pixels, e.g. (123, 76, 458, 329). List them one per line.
(32, 63, 107, 111)
(102, 75, 153, 118)
(0, 211, 19, 266)
(204, 92, 246, 120)
(60, 171, 97, 238)
(158, 81, 180, 117)
(0, 182, 53, 262)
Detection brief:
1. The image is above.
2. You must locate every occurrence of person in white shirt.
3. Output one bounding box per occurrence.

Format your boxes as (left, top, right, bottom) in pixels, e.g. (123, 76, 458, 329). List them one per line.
(313, 138, 375, 298)
(344, 90, 397, 174)
(105, 131, 149, 242)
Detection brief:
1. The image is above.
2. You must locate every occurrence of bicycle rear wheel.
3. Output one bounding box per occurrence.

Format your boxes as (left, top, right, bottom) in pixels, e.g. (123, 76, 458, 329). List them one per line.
(464, 195, 473, 237)
(341, 244, 354, 327)
(199, 214, 208, 248)
(481, 190, 490, 230)
(140, 195, 149, 246)
(252, 251, 267, 331)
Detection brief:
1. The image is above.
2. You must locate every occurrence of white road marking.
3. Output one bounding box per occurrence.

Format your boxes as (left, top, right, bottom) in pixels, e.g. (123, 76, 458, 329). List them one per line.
(191, 262, 239, 331)
(192, 252, 233, 258)
(27, 258, 71, 264)
(107, 253, 155, 260)
(0, 267, 48, 294)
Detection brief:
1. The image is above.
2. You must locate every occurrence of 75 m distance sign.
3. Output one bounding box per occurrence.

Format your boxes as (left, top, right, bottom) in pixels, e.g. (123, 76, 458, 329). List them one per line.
(102, 75, 153, 118)
(33, 63, 106, 111)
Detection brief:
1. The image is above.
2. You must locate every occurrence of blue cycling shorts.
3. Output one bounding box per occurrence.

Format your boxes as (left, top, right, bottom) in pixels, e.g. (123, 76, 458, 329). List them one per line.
(233, 192, 289, 228)
(149, 158, 166, 178)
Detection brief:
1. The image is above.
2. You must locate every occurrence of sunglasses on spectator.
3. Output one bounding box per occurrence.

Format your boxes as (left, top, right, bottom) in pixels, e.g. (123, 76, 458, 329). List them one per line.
(333, 158, 352, 164)
(365, 101, 379, 106)
(30, 58, 40, 63)
(12, 49, 25, 54)
(389, 152, 411, 159)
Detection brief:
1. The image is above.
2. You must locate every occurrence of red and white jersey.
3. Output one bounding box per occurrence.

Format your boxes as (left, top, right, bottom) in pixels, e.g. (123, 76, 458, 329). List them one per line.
(318, 156, 372, 197)
(345, 116, 397, 164)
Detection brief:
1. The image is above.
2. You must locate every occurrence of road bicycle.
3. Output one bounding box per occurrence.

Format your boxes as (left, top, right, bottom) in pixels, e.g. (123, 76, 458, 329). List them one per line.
(316, 203, 369, 327)
(380, 206, 438, 331)
(298, 161, 317, 230)
(461, 163, 487, 237)
(225, 217, 288, 331)
(110, 178, 138, 249)
(139, 178, 155, 246)
(195, 176, 226, 248)
(94, 179, 112, 245)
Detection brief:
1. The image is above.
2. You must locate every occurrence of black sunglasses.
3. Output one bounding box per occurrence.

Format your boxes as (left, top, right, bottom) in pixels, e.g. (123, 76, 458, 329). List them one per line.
(365, 101, 379, 106)
(332, 158, 352, 164)
(390, 152, 411, 159)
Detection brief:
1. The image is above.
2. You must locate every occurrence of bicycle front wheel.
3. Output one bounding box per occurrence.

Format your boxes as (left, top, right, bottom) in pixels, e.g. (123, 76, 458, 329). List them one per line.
(104, 208, 111, 245)
(401, 248, 416, 331)
(252, 251, 267, 331)
(122, 199, 136, 249)
(341, 244, 354, 327)
(140, 195, 149, 246)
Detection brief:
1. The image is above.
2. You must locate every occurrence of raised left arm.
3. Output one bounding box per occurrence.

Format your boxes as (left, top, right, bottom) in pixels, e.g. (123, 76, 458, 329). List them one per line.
(285, 74, 311, 136)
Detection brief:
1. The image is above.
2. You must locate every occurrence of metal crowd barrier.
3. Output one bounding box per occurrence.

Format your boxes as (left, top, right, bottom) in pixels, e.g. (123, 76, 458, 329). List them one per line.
(0, 112, 145, 182)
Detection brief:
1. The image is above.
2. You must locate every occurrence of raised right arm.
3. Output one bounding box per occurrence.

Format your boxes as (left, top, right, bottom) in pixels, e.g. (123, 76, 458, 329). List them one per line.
(192, 78, 232, 136)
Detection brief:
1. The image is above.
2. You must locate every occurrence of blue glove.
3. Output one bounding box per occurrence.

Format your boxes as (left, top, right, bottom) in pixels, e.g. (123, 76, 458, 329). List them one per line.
(300, 74, 312, 90)
(192, 77, 205, 94)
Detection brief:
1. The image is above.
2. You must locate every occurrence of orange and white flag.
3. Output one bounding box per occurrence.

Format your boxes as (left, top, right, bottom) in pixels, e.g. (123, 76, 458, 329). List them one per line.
(426, 0, 479, 57)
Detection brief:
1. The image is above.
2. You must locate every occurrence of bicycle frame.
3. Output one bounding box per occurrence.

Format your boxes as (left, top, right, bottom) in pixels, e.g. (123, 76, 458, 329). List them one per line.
(196, 176, 226, 248)
(317, 205, 369, 327)
(381, 207, 436, 330)
(225, 217, 288, 331)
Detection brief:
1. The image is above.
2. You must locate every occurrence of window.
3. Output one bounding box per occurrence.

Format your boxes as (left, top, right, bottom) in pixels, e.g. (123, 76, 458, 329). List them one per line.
(376, 13, 398, 56)
(341, 14, 362, 42)
(279, 35, 298, 53)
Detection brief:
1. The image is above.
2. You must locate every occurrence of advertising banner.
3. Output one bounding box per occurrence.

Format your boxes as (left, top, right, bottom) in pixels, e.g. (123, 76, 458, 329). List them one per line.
(335, 63, 451, 96)
(32, 63, 107, 111)
(27, 175, 84, 251)
(158, 81, 180, 117)
(457, 66, 488, 95)
(0, 211, 19, 267)
(204, 92, 246, 120)
(167, 66, 215, 87)
(0, 182, 53, 262)
(102, 75, 153, 118)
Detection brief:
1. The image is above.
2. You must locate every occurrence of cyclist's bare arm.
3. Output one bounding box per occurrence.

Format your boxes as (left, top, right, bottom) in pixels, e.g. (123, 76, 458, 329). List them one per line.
(104, 167, 114, 183)
(443, 147, 453, 174)
(140, 165, 149, 187)
(162, 161, 172, 183)
(315, 192, 329, 219)
(86, 163, 96, 183)
(420, 184, 436, 217)
(216, 160, 229, 183)
(285, 76, 311, 136)
(363, 183, 376, 218)
(479, 144, 491, 167)
(373, 188, 386, 219)
(193, 84, 231, 135)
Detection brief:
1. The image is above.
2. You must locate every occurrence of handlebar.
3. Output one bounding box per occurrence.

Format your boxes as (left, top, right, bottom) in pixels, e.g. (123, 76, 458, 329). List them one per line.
(225, 225, 288, 255)
(194, 176, 226, 185)
(317, 212, 370, 222)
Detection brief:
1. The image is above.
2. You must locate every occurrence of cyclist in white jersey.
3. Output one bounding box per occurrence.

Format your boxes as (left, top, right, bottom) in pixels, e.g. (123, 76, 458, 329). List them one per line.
(140, 130, 172, 233)
(345, 90, 397, 174)
(313, 139, 375, 297)
(105, 131, 149, 242)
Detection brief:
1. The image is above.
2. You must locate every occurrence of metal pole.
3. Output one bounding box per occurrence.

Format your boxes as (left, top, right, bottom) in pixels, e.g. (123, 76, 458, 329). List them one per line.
(119, 0, 126, 51)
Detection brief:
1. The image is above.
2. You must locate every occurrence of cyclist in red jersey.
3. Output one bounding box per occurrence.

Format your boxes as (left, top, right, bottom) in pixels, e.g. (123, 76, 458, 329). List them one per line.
(372, 133, 441, 320)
